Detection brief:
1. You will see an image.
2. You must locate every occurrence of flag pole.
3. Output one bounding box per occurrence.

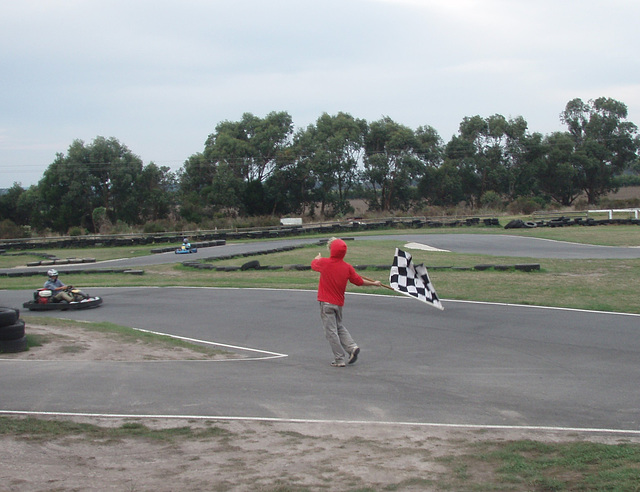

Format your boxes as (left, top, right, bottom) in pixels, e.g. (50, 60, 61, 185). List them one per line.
(360, 275, 395, 292)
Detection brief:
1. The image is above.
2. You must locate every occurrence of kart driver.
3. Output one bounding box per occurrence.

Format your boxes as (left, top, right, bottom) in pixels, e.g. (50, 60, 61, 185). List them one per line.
(44, 269, 74, 303)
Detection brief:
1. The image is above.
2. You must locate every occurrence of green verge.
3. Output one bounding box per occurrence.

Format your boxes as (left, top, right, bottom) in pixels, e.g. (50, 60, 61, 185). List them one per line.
(0, 416, 229, 442)
(435, 439, 640, 491)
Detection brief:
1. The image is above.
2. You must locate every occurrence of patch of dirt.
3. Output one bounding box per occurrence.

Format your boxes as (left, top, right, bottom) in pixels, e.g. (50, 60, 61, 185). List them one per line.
(5, 323, 237, 361)
(2, 324, 639, 491)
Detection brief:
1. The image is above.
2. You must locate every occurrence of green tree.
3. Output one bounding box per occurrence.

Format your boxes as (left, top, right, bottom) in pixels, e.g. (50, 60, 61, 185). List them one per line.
(39, 146, 97, 232)
(502, 116, 538, 199)
(561, 97, 640, 203)
(446, 114, 537, 206)
(37, 136, 155, 232)
(459, 115, 507, 202)
(537, 132, 582, 206)
(414, 125, 444, 168)
(186, 112, 294, 216)
(418, 161, 465, 206)
(0, 183, 25, 224)
(92, 207, 109, 233)
(363, 117, 426, 211)
(203, 111, 293, 183)
(442, 136, 481, 206)
(16, 186, 46, 232)
(293, 112, 366, 216)
(269, 139, 316, 217)
(178, 153, 245, 222)
(314, 112, 366, 215)
(264, 161, 315, 216)
(136, 163, 176, 222)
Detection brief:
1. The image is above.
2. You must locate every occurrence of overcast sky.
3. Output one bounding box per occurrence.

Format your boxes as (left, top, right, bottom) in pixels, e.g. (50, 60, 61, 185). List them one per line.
(1, 0, 639, 188)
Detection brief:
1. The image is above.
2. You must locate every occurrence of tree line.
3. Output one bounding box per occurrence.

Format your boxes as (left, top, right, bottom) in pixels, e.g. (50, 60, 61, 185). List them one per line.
(1, 97, 639, 237)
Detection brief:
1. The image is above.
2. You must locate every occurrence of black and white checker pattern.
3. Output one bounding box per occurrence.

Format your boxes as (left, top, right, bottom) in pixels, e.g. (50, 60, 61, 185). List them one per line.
(389, 248, 444, 310)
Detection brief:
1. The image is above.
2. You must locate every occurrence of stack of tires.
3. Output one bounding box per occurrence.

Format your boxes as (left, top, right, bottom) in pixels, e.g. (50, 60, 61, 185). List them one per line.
(0, 307, 27, 353)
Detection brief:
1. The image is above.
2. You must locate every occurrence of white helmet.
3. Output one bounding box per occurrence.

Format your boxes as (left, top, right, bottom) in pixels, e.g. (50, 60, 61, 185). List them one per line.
(47, 268, 59, 278)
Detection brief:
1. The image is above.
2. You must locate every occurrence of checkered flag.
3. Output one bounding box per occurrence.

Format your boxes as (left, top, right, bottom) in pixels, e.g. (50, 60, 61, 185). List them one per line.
(389, 248, 444, 310)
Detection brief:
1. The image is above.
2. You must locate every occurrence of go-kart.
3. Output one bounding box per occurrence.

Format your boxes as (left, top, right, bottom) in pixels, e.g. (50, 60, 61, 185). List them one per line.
(175, 244, 198, 254)
(23, 287, 103, 311)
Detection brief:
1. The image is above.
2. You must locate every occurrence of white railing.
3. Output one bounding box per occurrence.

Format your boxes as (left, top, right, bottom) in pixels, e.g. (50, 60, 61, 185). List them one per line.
(588, 208, 640, 219)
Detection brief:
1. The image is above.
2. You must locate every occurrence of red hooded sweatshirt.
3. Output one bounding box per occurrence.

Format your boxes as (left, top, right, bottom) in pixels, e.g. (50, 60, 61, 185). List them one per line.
(311, 238, 364, 306)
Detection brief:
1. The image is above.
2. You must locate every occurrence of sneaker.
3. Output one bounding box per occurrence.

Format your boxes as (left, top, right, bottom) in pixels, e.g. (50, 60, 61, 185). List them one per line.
(330, 360, 346, 367)
(348, 347, 360, 365)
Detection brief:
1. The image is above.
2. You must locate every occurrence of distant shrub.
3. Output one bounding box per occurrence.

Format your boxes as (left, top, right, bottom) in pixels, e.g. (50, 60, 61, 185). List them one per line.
(0, 219, 25, 239)
(480, 191, 504, 210)
(508, 197, 545, 215)
(67, 226, 85, 237)
(143, 221, 168, 234)
(597, 197, 640, 208)
(614, 175, 640, 187)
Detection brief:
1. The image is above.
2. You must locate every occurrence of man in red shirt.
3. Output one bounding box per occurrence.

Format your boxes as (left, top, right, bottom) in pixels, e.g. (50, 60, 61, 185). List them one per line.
(311, 238, 382, 367)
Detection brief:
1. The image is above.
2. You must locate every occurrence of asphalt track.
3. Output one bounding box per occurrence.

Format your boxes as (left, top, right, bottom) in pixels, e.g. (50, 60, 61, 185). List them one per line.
(1, 234, 639, 433)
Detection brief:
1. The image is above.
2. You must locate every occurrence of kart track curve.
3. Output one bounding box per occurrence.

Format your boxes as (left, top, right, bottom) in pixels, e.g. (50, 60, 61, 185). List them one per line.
(1, 234, 639, 434)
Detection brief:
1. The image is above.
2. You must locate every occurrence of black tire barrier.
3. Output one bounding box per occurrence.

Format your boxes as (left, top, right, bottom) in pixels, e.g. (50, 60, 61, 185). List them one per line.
(241, 260, 260, 271)
(524, 221, 537, 228)
(284, 264, 311, 271)
(0, 335, 28, 353)
(25, 257, 97, 267)
(0, 307, 19, 327)
(0, 320, 26, 341)
(184, 259, 542, 273)
(474, 263, 541, 272)
(504, 219, 525, 229)
(4, 268, 146, 278)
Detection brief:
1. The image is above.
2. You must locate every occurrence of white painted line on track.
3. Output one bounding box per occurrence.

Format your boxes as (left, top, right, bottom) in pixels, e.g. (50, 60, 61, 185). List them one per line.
(403, 241, 451, 252)
(501, 234, 640, 249)
(1, 410, 639, 436)
(129, 326, 287, 358)
(443, 298, 640, 317)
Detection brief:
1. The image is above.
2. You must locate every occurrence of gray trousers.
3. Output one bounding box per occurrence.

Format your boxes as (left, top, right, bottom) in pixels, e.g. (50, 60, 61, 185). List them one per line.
(319, 302, 357, 363)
